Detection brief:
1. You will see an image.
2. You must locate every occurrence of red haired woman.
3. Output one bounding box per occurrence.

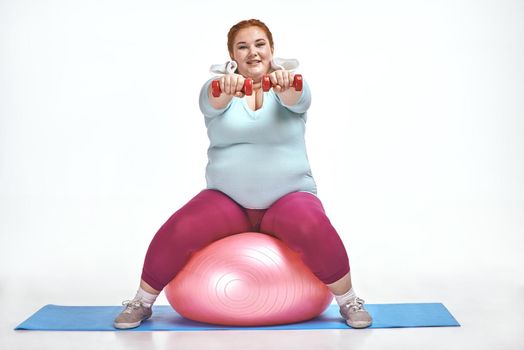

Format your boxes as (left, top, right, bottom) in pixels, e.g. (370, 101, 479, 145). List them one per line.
(114, 19, 372, 329)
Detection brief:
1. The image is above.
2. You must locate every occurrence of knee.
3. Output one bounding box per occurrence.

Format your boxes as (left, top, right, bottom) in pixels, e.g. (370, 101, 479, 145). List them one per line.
(289, 211, 333, 245)
(151, 214, 204, 251)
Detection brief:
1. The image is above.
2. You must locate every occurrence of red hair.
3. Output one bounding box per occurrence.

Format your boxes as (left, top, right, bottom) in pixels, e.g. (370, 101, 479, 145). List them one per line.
(227, 19, 274, 58)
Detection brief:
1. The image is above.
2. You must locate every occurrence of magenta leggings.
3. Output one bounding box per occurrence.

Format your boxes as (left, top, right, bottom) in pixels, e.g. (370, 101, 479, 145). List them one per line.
(141, 190, 350, 291)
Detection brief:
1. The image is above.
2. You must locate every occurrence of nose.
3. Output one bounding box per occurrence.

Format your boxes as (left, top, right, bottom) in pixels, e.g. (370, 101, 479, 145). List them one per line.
(247, 45, 258, 58)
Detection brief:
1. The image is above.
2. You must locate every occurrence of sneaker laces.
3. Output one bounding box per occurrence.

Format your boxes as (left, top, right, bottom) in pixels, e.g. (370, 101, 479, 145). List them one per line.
(345, 297, 366, 312)
(121, 299, 145, 314)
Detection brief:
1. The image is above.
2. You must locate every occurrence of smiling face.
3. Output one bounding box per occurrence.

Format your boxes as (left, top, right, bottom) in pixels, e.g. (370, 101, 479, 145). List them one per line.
(230, 26, 274, 82)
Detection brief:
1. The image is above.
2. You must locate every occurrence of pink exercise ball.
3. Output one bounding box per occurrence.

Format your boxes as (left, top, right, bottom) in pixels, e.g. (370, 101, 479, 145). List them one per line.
(165, 232, 333, 326)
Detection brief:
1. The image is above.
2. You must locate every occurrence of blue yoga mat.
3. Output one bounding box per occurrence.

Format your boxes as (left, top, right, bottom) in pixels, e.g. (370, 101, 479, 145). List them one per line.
(15, 303, 459, 331)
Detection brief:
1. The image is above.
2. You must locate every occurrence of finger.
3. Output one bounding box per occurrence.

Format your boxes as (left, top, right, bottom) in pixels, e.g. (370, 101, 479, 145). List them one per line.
(280, 70, 291, 90)
(282, 71, 290, 90)
(269, 71, 279, 86)
(220, 76, 226, 95)
(276, 70, 284, 87)
(225, 76, 232, 95)
(230, 76, 238, 95)
(289, 72, 296, 90)
(273, 70, 286, 91)
(269, 71, 280, 89)
(236, 77, 245, 94)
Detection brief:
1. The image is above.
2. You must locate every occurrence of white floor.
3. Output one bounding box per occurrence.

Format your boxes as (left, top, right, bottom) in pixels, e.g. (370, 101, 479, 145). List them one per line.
(2, 0, 523, 348)
(2, 199, 523, 350)
(3, 264, 523, 350)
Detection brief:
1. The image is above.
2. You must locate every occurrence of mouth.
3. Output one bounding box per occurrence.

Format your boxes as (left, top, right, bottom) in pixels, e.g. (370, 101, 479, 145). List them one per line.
(246, 60, 262, 65)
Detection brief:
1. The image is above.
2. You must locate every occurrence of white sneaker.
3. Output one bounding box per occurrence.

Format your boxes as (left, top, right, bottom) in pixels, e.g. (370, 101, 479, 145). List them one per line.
(339, 297, 372, 328)
(113, 298, 153, 329)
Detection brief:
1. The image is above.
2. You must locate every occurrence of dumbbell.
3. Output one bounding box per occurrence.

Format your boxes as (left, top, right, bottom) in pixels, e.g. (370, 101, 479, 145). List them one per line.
(211, 78, 253, 97)
(262, 74, 303, 92)
(211, 74, 303, 97)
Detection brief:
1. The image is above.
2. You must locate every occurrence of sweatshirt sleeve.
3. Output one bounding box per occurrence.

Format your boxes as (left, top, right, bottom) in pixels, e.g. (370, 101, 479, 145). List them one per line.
(199, 78, 233, 120)
(277, 79, 311, 114)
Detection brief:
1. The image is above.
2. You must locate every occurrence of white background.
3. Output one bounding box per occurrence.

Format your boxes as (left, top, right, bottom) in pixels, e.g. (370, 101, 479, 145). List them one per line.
(1, 0, 523, 349)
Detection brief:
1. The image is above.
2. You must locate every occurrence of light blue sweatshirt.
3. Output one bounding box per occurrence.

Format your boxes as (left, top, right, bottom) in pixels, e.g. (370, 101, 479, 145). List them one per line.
(199, 79, 317, 209)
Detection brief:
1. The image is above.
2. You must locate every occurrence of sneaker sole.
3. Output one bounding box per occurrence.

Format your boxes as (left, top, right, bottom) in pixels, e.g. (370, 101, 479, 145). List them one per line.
(113, 316, 151, 330)
(346, 320, 372, 329)
(113, 321, 141, 329)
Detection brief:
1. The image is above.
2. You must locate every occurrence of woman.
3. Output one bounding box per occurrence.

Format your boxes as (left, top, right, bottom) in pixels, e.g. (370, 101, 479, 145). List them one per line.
(114, 19, 372, 329)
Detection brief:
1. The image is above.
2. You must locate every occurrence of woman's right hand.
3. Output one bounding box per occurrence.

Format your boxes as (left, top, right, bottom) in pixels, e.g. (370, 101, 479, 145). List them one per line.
(217, 73, 246, 98)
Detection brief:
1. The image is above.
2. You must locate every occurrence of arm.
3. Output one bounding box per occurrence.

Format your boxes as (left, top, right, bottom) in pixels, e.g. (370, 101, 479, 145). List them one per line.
(276, 87, 302, 106)
(208, 85, 234, 110)
(269, 70, 303, 106)
(270, 70, 311, 114)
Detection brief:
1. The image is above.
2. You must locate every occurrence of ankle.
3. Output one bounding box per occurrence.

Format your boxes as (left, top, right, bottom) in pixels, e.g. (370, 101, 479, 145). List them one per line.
(134, 287, 159, 307)
(334, 287, 357, 307)
(140, 280, 161, 295)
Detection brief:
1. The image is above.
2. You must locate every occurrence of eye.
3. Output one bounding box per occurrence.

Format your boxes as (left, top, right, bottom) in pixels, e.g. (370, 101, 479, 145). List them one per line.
(238, 45, 248, 50)
(256, 43, 265, 47)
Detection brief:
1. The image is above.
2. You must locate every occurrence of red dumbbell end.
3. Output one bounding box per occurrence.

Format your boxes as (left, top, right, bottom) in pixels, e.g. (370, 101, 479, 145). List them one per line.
(211, 80, 221, 97)
(293, 74, 303, 91)
(262, 75, 272, 92)
(244, 79, 253, 96)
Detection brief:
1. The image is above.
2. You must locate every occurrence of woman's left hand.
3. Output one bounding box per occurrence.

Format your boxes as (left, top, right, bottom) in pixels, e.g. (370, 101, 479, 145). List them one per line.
(268, 70, 295, 93)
